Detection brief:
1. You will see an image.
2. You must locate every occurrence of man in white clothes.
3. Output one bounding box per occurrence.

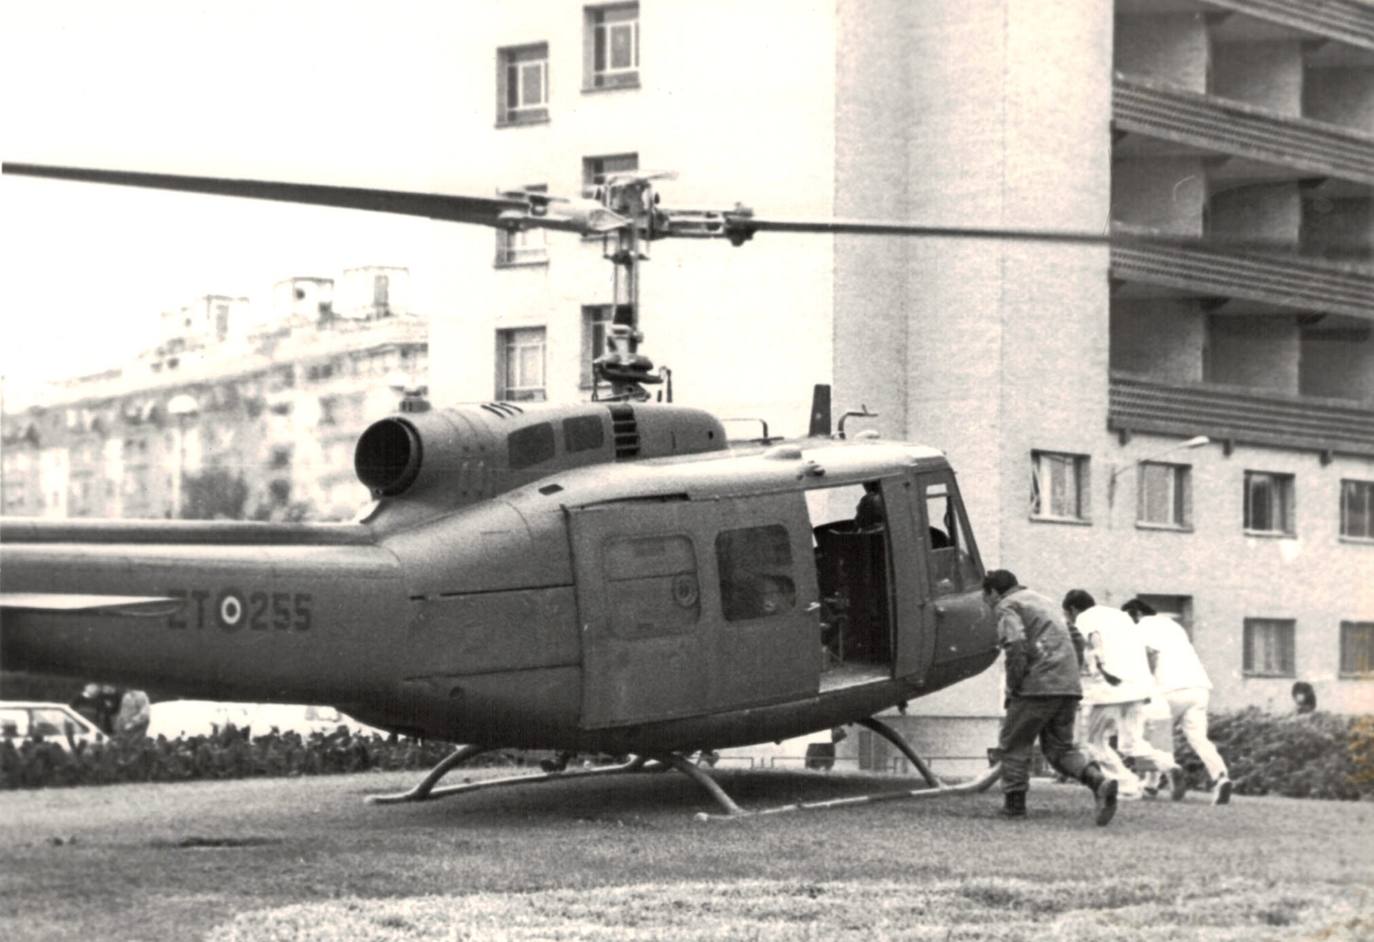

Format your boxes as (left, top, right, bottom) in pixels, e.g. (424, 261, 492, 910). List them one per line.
(1123, 598, 1233, 805)
(1063, 589, 1183, 800)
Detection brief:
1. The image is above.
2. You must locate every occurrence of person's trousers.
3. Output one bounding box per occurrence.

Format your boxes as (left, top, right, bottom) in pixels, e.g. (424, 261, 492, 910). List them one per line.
(998, 695, 1093, 794)
(1086, 700, 1179, 797)
(1166, 687, 1228, 783)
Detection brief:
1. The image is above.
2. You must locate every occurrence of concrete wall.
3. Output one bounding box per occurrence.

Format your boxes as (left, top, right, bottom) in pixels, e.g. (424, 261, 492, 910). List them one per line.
(1112, 156, 1208, 234)
(427, 1, 837, 431)
(1210, 182, 1302, 247)
(1207, 315, 1301, 394)
(1301, 322, 1374, 402)
(1303, 66, 1374, 131)
(1211, 41, 1304, 115)
(1304, 196, 1374, 262)
(1110, 299, 1206, 383)
(1114, 13, 1208, 90)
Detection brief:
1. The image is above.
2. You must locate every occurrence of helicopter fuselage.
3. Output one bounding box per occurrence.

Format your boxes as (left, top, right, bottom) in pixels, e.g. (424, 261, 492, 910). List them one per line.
(0, 401, 998, 754)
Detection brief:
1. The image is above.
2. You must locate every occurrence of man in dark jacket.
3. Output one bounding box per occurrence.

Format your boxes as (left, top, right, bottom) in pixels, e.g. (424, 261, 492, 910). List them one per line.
(984, 569, 1118, 825)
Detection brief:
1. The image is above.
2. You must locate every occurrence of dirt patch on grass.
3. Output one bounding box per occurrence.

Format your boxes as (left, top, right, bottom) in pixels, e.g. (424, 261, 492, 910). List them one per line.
(206, 878, 1372, 941)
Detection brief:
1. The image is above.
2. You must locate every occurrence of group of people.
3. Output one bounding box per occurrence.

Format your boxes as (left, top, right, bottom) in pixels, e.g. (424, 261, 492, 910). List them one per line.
(982, 570, 1231, 826)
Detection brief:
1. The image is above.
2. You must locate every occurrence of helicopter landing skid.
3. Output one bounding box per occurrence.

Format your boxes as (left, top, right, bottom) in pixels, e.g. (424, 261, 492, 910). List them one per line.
(694, 716, 1003, 821)
(693, 761, 1003, 821)
(365, 746, 649, 805)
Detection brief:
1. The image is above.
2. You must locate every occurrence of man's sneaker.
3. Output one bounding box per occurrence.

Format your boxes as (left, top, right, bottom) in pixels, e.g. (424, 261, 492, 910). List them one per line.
(1213, 774, 1233, 806)
(1094, 778, 1119, 827)
(1168, 767, 1188, 802)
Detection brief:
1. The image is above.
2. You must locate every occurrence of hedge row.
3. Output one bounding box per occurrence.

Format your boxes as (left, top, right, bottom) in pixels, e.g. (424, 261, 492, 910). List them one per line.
(6, 708, 1373, 800)
(0, 725, 537, 790)
(1174, 708, 1374, 801)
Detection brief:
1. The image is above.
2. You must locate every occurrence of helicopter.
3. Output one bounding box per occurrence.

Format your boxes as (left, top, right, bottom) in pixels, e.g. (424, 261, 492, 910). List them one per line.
(0, 162, 1113, 816)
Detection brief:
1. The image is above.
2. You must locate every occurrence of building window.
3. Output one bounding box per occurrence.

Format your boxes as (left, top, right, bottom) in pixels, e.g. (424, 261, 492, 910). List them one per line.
(581, 304, 615, 386)
(1030, 451, 1090, 522)
(496, 184, 548, 266)
(1137, 594, 1194, 640)
(1341, 621, 1374, 678)
(1244, 471, 1295, 536)
(1137, 462, 1191, 529)
(1341, 480, 1374, 540)
(582, 153, 638, 190)
(496, 327, 546, 401)
(1243, 618, 1296, 677)
(585, 4, 638, 90)
(497, 43, 548, 125)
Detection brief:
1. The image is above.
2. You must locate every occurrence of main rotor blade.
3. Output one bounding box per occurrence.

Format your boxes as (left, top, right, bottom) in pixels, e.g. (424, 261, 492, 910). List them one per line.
(721, 214, 1111, 245)
(3, 163, 528, 229)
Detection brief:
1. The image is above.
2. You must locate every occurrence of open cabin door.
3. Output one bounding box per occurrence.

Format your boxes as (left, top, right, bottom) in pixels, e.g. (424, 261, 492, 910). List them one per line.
(914, 471, 988, 667)
(570, 494, 819, 731)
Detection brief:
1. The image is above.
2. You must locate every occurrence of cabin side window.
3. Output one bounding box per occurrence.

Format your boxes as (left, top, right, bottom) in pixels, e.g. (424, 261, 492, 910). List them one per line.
(602, 534, 700, 638)
(563, 415, 605, 453)
(923, 480, 981, 595)
(508, 423, 556, 469)
(716, 524, 795, 622)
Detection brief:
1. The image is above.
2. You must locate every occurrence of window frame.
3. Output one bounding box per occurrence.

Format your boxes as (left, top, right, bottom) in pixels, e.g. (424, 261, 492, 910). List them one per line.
(1340, 621, 1374, 679)
(581, 304, 615, 387)
(495, 326, 547, 402)
(496, 43, 550, 127)
(495, 184, 549, 267)
(1243, 470, 1296, 537)
(1242, 617, 1296, 678)
(1340, 479, 1374, 542)
(1136, 461, 1193, 531)
(1029, 450, 1091, 524)
(585, 4, 639, 91)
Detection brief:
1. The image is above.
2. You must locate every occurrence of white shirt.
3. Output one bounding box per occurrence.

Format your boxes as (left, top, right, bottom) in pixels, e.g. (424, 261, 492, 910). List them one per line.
(1077, 605, 1155, 705)
(1138, 614, 1212, 693)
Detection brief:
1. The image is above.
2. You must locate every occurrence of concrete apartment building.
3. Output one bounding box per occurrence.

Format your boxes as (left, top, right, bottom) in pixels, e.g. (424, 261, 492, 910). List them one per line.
(2, 266, 426, 524)
(2, 2, 1369, 766)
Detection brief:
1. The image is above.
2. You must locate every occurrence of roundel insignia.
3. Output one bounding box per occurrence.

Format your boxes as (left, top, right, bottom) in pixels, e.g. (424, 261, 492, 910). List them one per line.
(671, 573, 699, 608)
(217, 589, 245, 630)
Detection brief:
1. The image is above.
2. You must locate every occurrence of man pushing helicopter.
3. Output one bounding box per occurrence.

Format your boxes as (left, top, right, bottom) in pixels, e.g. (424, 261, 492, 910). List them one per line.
(982, 569, 1120, 826)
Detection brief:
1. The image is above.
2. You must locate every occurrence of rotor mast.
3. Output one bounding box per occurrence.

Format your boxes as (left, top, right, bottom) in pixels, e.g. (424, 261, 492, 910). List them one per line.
(593, 175, 662, 402)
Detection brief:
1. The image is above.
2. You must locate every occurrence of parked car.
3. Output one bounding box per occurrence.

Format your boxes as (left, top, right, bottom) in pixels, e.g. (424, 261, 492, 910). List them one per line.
(0, 701, 109, 751)
(146, 700, 384, 740)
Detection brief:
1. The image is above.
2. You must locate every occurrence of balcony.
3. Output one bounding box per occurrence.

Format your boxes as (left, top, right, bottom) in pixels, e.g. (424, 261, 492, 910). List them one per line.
(1109, 372, 1374, 458)
(1113, 75, 1374, 186)
(1202, 0, 1374, 52)
(1110, 230, 1374, 319)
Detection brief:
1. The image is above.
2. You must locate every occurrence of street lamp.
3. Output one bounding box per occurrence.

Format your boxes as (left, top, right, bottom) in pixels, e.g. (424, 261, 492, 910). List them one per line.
(167, 393, 200, 517)
(1107, 435, 1210, 514)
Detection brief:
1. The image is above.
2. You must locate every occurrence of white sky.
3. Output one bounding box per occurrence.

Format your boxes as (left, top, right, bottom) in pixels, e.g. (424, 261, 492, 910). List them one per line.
(0, 2, 462, 397)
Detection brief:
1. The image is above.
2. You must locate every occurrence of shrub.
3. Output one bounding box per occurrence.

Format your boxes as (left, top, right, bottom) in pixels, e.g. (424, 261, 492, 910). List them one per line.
(1174, 707, 1374, 801)
(0, 725, 540, 790)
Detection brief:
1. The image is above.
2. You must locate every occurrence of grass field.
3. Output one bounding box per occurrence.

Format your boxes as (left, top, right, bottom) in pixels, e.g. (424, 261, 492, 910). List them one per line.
(1, 765, 1371, 941)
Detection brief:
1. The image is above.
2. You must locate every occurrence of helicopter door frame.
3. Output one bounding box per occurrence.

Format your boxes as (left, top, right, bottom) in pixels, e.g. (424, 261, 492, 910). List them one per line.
(913, 469, 988, 668)
(703, 492, 822, 712)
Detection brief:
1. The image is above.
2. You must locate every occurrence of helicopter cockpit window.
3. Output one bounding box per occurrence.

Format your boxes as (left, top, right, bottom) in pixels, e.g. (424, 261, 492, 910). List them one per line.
(924, 482, 981, 595)
(508, 423, 556, 470)
(716, 524, 796, 622)
(603, 534, 700, 638)
(563, 415, 605, 453)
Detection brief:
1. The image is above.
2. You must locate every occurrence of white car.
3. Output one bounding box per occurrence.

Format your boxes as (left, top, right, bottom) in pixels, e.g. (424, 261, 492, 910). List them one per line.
(0, 701, 109, 751)
(146, 700, 384, 740)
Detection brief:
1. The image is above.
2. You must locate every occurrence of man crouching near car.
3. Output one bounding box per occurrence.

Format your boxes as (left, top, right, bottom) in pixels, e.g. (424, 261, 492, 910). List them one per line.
(983, 569, 1119, 825)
